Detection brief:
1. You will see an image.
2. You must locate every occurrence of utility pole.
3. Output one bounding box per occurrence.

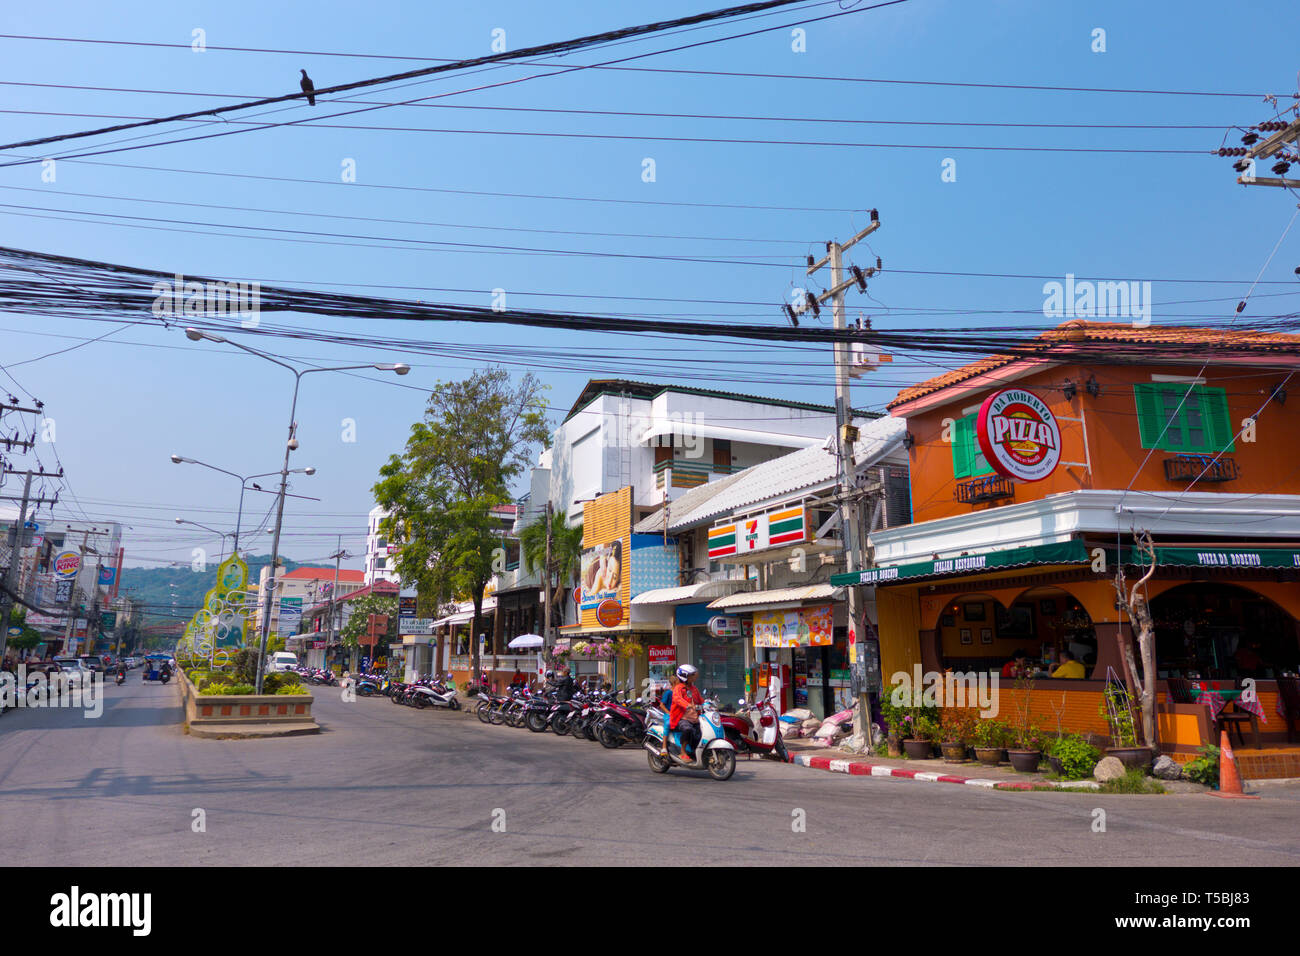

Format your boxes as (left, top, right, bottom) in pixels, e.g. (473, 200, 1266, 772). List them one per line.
(0, 470, 35, 662)
(787, 210, 882, 752)
(1223, 114, 1300, 189)
(326, 536, 346, 670)
(542, 500, 553, 651)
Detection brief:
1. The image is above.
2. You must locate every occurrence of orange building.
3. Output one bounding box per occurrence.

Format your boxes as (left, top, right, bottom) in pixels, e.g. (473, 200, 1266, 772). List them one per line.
(852, 320, 1300, 775)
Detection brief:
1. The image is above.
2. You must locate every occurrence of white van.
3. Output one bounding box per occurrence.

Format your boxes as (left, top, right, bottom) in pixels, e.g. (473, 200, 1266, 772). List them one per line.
(268, 652, 299, 673)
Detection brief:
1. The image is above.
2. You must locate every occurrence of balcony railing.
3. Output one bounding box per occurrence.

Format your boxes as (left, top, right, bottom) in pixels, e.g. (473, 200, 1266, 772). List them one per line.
(653, 458, 735, 491)
(1163, 454, 1239, 483)
(955, 475, 1015, 504)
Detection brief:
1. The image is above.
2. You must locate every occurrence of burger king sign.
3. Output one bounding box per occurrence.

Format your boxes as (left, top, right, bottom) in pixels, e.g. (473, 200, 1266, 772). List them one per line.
(54, 549, 82, 578)
(975, 388, 1061, 483)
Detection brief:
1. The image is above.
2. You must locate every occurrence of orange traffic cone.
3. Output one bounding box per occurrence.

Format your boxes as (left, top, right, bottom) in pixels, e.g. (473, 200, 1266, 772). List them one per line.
(1210, 729, 1260, 799)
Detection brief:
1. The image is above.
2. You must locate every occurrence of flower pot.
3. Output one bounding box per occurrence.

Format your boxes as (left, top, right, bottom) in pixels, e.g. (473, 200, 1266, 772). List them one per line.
(1106, 746, 1154, 770)
(1006, 749, 1043, 773)
(940, 740, 968, 763)
(975, 747, 1005, 766)
(902, 738, 935, 760)
(886, 734, 904, 757)
(1047, 755, 1064, 776)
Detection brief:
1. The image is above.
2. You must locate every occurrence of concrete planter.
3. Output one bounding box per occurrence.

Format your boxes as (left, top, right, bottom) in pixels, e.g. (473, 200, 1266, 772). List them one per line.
(179, 669, 319, 737)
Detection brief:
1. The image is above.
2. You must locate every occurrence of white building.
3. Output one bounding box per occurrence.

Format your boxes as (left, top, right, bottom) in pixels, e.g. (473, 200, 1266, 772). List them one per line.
(364, 505, 400, 587)
(536, 379, 858, 530)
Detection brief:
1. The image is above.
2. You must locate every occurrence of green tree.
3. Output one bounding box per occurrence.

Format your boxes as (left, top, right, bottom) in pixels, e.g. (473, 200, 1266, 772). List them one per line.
(6, 606, 42, 655)
(340, 594, 399, 649)
(518, 508, 584, 632)
(374, 367, 549, 682)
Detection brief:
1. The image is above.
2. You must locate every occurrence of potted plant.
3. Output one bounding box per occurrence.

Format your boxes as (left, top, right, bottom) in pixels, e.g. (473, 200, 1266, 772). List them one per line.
(1099, 682, 1153, 769)
(939, 708, 977, 762)
(972, 718, 1009, 765)
(904, 713, 940, 759)
(1006, 722, 1047, 773)
(1046, 734, 1102, 780)
(879, 693, 910, 757)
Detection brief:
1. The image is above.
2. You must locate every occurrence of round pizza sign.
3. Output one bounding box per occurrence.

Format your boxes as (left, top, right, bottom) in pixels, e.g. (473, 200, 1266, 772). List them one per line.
(975, 387, 1061, 483)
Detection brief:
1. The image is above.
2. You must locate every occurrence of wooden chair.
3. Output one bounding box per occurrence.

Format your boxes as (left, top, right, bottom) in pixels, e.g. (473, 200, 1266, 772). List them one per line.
(1170, 679, 1260, 749)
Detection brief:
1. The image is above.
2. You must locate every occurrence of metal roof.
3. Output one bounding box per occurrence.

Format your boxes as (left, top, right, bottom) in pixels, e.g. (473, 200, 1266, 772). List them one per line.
(659, 415, 906, 531)
(629, 579, 749, 606)
(707, 583, 841, 611)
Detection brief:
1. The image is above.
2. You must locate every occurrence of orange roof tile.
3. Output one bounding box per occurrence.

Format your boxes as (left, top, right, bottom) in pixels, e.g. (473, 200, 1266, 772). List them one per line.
(889, 320, 1300, 409)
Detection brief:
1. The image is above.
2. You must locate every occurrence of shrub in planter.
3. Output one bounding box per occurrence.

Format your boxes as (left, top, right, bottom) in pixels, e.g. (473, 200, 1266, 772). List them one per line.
(972, 718, 1009, 764)
(276, 683, 309, 695)
(199, 683, 231, 696)
(939, 708, 977, 762)
(1045, 734, 1102, 780)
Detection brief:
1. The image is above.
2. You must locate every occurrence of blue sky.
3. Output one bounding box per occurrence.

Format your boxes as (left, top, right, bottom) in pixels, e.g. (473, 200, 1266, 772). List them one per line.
(0, 0, 1296, 570)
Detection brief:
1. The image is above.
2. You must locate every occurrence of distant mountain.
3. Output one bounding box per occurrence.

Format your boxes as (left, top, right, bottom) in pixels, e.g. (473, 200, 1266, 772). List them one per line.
(120, 555, 314, 625)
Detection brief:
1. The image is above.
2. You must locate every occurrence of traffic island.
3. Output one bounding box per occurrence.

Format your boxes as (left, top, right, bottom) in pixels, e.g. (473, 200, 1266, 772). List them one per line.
(178, 669, 320, 739)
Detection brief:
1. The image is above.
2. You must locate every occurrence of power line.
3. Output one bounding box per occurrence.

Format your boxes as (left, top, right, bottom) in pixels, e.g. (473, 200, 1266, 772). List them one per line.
(0, 31, 1284, 98)
(0, 0, 906, 159)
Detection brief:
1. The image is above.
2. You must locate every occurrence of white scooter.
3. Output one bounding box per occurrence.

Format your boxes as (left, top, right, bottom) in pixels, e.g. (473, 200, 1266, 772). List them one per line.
(410, 675, 461, 710)
(644, 694, 736, 780)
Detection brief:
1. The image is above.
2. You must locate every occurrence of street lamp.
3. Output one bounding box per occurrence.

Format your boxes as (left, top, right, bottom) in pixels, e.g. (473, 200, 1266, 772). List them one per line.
(173, 517, 235, 564)
(169, 456, 315, 557)
(182, 327, 409, 693)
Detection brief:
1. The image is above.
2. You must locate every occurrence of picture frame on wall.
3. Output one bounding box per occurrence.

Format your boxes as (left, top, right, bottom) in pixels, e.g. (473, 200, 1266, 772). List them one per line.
(996, 603, 1036, 641)
(959, 628, 973, 645)
(962, 602, 986, 622)
(980, 627, 993, 645)
(1039, 599, 1057, 615)
(941, 614, 956, 628)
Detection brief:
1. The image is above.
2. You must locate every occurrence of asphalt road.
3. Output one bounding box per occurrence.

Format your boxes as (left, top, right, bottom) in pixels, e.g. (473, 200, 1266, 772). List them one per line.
(2, 677, 1298, 866)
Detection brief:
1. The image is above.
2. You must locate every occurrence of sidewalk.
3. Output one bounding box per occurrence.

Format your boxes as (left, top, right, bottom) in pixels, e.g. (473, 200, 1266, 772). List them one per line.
(782, 738, 1110, 791)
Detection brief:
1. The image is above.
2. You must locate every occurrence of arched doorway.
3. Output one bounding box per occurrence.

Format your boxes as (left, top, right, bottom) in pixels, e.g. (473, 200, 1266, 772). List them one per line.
(1149, 583, 1300, 679)
(1014, 586, 1097, 669)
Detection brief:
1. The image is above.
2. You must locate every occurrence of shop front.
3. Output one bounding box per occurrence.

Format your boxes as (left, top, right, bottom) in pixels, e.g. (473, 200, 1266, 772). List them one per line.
(851, 541, 1300, 770)
(704, 585, 848, 717)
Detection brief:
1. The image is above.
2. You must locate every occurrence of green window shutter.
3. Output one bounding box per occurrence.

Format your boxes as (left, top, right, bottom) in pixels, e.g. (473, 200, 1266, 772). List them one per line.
(952, 414, 993, 479)
(951, 416, 972, 479)
(1201, 386, 1235, 453)
(970, 415, 993, 477)
(1133, 384, 1164, 448)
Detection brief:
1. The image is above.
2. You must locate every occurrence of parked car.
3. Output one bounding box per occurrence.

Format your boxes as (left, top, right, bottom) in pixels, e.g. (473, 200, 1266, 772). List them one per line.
(51, 658, 89, 682)
(79, 656, 104, 673)
(267, 652, 299, 673)
(123, 657, 138, 669)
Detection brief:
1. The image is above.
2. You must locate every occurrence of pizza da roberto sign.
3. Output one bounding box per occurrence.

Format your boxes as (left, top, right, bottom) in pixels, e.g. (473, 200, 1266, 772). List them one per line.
(976, 387, 1061, 483)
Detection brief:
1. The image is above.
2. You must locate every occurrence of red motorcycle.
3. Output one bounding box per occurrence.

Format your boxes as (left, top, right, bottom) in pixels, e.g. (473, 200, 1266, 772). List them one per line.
(719, 689, 789, 762)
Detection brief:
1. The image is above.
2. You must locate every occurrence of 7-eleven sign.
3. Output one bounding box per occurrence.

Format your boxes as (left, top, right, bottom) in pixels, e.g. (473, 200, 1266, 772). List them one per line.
(740, 517, 768, 552)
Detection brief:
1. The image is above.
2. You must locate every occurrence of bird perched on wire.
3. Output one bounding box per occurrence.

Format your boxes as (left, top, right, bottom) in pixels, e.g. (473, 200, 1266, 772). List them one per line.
(299, 69, 316, 106)
(252, 483, 263, 492)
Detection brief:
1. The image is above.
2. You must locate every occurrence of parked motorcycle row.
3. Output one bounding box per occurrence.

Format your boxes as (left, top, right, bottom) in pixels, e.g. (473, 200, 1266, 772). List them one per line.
(471, 682, 790, 781)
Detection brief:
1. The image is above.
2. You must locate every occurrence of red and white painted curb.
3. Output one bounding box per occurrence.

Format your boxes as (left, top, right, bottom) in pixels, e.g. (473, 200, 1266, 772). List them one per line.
(788, 753, 1098, 790)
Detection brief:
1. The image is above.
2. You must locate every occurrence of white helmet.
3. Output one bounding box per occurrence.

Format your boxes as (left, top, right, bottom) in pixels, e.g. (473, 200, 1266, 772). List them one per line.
(676, 664, 697, 680)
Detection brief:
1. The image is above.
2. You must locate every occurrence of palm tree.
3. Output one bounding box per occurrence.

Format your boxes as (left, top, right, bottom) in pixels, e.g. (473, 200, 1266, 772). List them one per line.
(519, 508, 584, 630)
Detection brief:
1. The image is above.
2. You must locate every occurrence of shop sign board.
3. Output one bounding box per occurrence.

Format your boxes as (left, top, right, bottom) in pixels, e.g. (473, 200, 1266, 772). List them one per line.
(398, 596, 418, 620)
(976, 387, 1061, 483)
(708, 506, 809, 561)
(54, 550, 81, 578)
(580, 487, 632, 630)
(399, 617, 435, 635)
(752, 604, 833, 648)
(648, 645, 677, 664)
(707, 615, 742, 638)
(595, 598, 624, 628)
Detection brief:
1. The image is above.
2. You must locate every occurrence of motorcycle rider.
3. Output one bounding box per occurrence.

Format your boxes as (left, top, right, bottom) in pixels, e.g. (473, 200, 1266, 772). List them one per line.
(553, 664, 575, 702)
(670, 664, 704, 759)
